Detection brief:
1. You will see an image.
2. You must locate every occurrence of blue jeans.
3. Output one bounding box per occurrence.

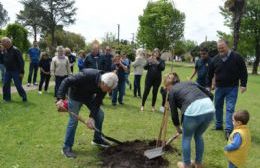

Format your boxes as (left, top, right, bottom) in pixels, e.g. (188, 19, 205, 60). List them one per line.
(182, 113, 214, 165)
(134, 75, 142, 97)
(3, 71, 27, 101)
(54, 76, 67, 97)
(0, 64, 5, 82)
(214, 87, 238, 132)
(64, 98, 104, 149)
(112, 79, 126, 104)
(125, 74, 130, 86)
(27, 62, 39, 84)
(228, 161, 237, 168)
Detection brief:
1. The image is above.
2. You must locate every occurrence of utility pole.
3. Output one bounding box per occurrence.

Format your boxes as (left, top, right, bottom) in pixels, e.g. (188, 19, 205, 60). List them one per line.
(117, 24, 120, 46)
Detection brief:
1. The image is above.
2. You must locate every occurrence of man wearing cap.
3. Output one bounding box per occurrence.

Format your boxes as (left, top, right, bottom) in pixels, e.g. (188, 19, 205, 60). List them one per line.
(56, 68, 118, 158)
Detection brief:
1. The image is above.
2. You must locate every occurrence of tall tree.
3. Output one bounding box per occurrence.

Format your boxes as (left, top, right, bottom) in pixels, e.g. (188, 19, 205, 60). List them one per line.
(220, 0, 260, 74)
(17, 0, 44, 42)
(41, 0, 77, 53)
(5, 23, 30, 53)
(224, 0, 246, 51)
(0, 2, 9, 28)
(137, 0, 185, 50)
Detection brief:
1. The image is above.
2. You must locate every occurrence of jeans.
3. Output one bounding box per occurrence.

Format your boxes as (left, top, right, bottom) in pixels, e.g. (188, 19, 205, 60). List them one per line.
(3, 71, 27, 101)
(228, 161, 237, 168)
(112, 79, 126, 104)
(182, 113, 214, 165)
(39, 72, 50, 91)
(125, 74, 130, 86)
(54, 75, 67, 97)
(0, 64, 5, 82)
(214, 87, 238, 132)
(133, 75, 142, 97)
(27, 62, 39, 84)
(64, 98, 104, 149)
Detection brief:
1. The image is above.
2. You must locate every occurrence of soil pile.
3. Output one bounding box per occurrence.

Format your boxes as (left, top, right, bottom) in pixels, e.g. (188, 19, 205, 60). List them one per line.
(100, 140, 179, 168)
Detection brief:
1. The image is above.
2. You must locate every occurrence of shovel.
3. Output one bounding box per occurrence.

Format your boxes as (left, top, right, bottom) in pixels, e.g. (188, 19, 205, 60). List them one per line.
(144, 133, 180, 159)
(68, 111, 123, 145)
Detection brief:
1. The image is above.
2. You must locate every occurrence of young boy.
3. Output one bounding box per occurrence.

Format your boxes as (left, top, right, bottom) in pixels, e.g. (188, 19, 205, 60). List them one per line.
(224, 110, 251, 168)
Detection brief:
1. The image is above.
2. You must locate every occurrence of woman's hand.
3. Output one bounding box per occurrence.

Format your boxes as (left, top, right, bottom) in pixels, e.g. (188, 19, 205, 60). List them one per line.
(176, 126, 182, 134)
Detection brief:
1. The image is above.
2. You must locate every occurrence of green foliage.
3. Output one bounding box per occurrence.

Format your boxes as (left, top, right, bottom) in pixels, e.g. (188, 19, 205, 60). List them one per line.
(191, 41, 218, 58)
(137, 0, 185, 50)
(5, 23, 30, 53)
(40, 29, 85, 53)
(219, 0, 260, 73)
(0, 2, 9, 27)
(174, 40, 197, 56)
(16, 0, 45, 41)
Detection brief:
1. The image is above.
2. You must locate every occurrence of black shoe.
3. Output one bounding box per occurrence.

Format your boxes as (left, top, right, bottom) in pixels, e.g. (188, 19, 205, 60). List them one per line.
(22, 98, 27, 102)
(129, 84, 132, 90)
(61, 147, 77, 158)
(225, 131, 231, 141)
(91, 139, 110, 148)
(119, 102, 124, 105)
(212, 127, 224, 131)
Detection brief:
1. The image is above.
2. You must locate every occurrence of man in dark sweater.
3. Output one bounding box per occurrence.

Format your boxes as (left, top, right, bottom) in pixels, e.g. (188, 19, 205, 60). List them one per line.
(84, 43, 105, 70)
(207, 40, 248, 139)
(103, 46, 113, 72)
(1, 37, 27, 102)
(56, 69, 118, 158)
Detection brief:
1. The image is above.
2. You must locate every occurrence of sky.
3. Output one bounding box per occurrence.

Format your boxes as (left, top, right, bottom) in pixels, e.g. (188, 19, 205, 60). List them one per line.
(1, 0, 230, 44)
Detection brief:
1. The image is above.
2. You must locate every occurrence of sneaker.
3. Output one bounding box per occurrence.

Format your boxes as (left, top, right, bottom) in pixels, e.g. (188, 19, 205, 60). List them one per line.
(119, 102, 124, 105)
(61, 147, 77, 158)
(27, 83, 31, 87)
(140, 106, 144, 112)
(225, 131, 231, 141)
(152, 106, 155, 112)
(33, 82, 38, 86)
(129, 83, 132, 90)
(91, 139, 110, 148)
(22, 98, 27, 102)
(38, 91, 42, 95)
(159, 106, 165, 113)
(212, 127, 224, 131)
(112, 103, 117, 106)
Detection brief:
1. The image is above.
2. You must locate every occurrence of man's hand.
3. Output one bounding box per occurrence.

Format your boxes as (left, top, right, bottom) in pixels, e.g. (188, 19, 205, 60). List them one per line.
(240, 87, 247, 94)
(176, 126, 182, 134)
(86, 117, 95, 129)
(56, 99, 67, 112)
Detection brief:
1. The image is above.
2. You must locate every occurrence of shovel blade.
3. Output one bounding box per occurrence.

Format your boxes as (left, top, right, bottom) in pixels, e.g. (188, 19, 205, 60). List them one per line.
(144, 147, 165, 159)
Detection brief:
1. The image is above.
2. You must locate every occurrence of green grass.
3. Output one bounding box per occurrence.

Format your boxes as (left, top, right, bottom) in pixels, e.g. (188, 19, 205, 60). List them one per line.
(0, 62, 259, 168)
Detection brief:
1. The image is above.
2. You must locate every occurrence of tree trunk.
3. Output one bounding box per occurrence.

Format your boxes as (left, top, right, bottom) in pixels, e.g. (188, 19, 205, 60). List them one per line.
(50, 26, 56, 56)
(233, 13, 241, 51)
(252, 39, 260, 74)
(33, 26, 37, 42)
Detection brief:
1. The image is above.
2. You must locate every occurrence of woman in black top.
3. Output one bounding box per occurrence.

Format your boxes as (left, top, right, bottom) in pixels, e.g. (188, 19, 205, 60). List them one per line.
(38, 52, 52, 94)
(141, 48, 165, 112)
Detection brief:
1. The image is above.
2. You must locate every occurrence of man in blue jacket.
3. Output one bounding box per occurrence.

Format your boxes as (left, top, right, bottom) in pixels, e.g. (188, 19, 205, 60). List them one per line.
(27, 41, 41, 86)
(56, 69, 118, 158)
(1, 37, 27, 102)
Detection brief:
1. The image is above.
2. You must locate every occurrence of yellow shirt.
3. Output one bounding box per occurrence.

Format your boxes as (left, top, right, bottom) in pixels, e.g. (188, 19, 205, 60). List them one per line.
(224, 125, 251, 167)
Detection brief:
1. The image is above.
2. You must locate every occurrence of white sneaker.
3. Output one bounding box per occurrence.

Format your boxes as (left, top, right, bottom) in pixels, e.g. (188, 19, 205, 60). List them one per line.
(159, 106, 165, 113)
(38, 91, 42, 95)
(34, 82, 38, 86)
(27, 83, 31, 87)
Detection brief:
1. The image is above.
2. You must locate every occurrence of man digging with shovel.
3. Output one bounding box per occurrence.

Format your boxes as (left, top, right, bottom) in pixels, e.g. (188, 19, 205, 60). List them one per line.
(56, 68, 118, 158)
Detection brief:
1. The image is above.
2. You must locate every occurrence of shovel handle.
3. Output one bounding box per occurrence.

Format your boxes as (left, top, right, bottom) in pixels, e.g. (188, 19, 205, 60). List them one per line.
(165, 133, 180, 146)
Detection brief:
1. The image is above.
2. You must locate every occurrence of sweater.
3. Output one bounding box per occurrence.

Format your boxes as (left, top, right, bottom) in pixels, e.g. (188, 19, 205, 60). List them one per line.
(168, 82, 210, 126)
(132, 56, 146, 75)
(208, 51, 248, 87)
(144, 58, 165, 80)
(57, 69, 106, 118)
(50, 56, 71, 76)
(225, 125, 251, 167)
(84, 52, 106, 70)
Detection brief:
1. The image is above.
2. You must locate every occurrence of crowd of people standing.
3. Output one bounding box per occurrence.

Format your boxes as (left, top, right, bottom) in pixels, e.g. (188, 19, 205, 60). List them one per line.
(0, 37, 251, 168)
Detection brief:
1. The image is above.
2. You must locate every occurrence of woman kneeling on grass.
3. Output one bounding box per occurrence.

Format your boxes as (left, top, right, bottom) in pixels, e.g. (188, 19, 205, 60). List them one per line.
(165, 72, 215, 168)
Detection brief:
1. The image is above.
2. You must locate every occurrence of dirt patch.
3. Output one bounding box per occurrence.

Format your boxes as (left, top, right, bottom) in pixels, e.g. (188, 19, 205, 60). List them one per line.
(99, 140, 180, 168)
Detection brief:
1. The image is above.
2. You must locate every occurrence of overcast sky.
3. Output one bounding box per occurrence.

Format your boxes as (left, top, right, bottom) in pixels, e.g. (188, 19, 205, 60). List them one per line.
(1, 0, 230, 44)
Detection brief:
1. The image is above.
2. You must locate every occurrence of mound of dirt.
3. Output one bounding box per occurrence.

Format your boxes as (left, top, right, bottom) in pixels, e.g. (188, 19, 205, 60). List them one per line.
(99, 140, 179, 168)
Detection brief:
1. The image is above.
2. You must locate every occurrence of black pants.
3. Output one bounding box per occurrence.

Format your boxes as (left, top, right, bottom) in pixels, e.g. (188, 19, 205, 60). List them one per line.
(39, 73, 51, 91)
(134, 75, 142, 97)
(54, 75, 67, 97)
(160, 87, 167, 106)
(28, 62, 39, 84)
(142, 77, 161, 106)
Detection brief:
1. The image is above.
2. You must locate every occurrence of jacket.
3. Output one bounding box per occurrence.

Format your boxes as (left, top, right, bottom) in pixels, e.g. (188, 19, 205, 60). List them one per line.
(84, 52, 106, 70)
(132, 56, 146, 75)
(3, 46, 24, 73)
(144, 58, 165, 80)
(57, 68, 106, 117)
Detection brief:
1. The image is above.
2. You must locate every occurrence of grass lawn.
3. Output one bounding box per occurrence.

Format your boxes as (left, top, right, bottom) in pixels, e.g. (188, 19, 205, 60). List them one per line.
(0, 62, 259, 168)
